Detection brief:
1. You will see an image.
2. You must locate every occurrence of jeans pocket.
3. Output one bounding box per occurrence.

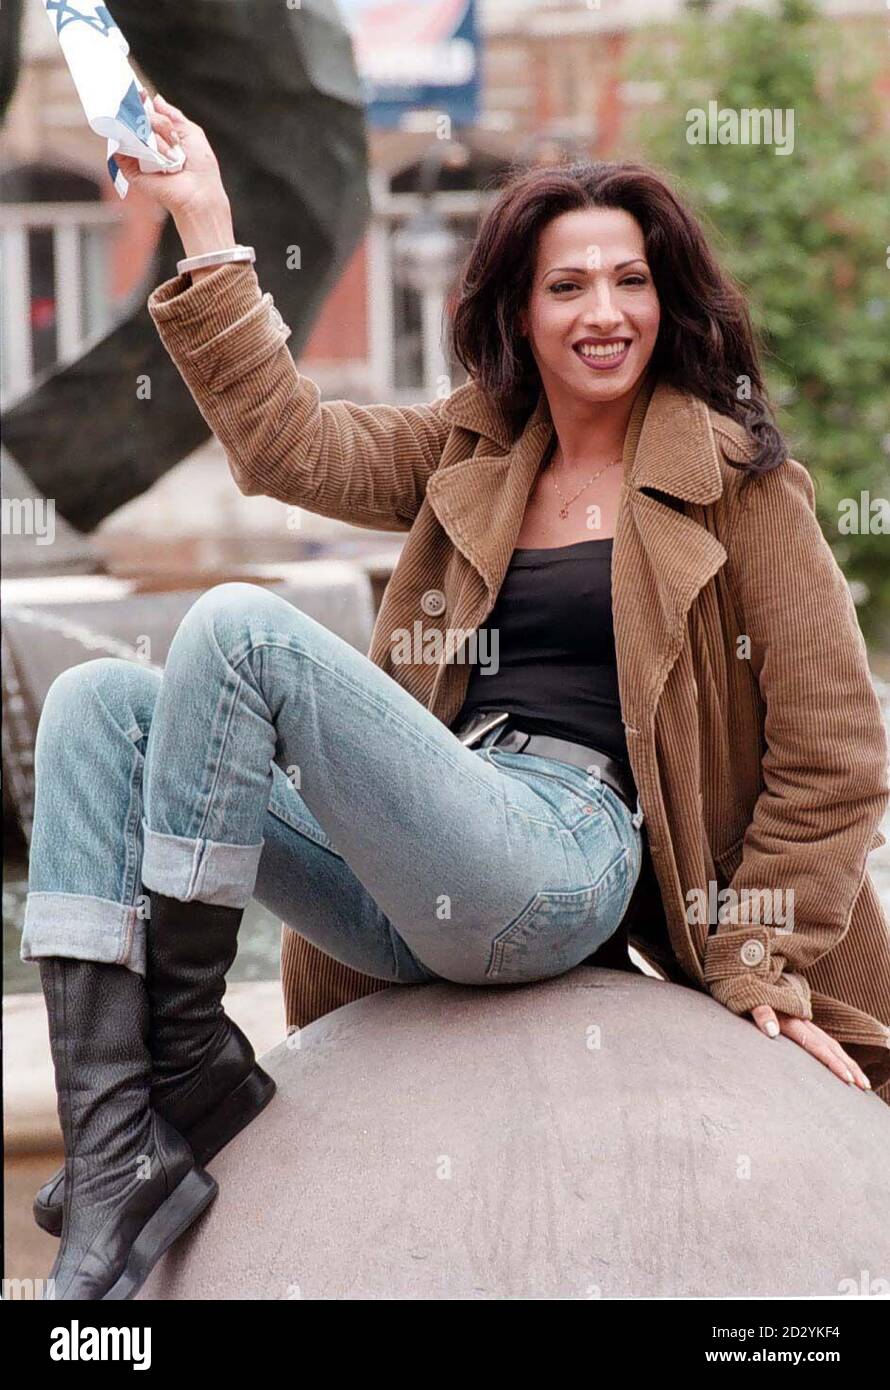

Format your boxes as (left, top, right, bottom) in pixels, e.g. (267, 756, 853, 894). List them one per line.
(485, 860, 629, 985)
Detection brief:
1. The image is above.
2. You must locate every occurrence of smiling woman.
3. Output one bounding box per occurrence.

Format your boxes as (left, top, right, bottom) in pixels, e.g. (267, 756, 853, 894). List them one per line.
(18, 138, 890, 1304)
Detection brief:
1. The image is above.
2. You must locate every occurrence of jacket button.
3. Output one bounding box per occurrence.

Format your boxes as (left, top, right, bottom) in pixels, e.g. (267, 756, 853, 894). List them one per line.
(740, 938, 765, 967)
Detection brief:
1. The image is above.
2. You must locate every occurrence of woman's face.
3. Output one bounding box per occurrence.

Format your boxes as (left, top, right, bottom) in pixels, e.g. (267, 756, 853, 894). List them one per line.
(519, 206, 661, 410)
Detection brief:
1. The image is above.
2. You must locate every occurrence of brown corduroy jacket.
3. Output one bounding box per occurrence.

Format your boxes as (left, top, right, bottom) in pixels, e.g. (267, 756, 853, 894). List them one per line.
(148, 261, 890, 1097)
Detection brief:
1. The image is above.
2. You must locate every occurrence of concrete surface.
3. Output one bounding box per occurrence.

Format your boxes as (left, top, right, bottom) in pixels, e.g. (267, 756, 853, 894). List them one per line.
(140, 968, 890, 1301)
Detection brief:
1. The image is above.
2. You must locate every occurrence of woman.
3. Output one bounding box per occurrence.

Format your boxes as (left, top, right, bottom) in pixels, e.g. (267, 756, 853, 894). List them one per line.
(22, 97, 890, 1300)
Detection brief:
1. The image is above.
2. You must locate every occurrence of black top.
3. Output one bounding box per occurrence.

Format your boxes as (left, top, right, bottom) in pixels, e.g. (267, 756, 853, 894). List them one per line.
(452, 536, 635, 777)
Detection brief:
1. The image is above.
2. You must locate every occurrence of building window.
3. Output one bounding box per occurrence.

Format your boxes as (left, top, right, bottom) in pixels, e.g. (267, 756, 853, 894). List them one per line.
(0, 164, 116, 404)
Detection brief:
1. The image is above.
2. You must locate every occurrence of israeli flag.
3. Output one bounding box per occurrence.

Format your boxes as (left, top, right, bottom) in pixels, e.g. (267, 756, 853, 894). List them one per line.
(40, 2, 185, 199)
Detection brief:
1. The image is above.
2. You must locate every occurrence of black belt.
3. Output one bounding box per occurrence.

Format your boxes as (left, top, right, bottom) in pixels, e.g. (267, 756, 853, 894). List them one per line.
(453, 710, 638, 813)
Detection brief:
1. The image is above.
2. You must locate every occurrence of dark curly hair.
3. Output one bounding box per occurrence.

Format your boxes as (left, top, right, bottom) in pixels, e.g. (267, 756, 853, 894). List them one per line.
(448, 159, 786, 476)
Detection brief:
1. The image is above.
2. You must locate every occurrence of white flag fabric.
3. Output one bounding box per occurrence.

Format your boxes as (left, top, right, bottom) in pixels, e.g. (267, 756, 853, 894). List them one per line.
(40, 1, 186, 199)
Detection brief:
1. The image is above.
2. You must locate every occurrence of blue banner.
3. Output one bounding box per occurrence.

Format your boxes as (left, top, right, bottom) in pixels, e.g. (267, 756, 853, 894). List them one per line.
(339, 0, 479, 130)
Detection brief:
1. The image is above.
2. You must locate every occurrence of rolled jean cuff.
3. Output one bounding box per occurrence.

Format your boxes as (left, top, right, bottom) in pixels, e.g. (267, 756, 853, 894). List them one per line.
(140, 818, 263, 908)
(21, 892, 147, 976)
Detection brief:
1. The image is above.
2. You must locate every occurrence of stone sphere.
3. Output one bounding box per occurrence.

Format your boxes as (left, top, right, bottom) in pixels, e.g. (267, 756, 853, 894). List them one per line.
(140, 969, 890, 1299)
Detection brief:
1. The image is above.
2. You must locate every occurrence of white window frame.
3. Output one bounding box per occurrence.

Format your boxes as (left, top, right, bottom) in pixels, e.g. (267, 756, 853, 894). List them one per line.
(0, 201, 118, 407)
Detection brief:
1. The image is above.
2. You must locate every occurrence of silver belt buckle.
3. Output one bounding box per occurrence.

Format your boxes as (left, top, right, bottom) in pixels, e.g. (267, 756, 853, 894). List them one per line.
(458, 711, 510, 748)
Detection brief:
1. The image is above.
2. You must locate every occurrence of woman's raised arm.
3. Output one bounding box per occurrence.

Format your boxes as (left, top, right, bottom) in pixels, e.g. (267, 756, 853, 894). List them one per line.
(147, 261, 451, 531)
(118, 95, 452, 532)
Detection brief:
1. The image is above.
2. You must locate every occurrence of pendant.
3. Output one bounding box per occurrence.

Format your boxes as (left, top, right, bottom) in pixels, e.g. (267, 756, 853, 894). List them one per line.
(559, 506, 568, 519)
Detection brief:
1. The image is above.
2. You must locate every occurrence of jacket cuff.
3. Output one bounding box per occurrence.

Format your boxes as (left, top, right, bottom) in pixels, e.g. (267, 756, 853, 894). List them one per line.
(703, 925, 813, 1020)
(147, 262, 291, 394)
(147, 260, 262, 330)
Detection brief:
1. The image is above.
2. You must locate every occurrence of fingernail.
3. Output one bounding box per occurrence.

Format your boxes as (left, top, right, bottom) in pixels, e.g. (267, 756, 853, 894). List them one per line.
(765, 1020, 779, 1037)
(862, 1077, 872, 1090)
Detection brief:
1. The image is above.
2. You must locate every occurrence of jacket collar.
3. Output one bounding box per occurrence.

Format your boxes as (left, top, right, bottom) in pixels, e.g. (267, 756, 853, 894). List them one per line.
(438, 369, 757, 507)
(429, 370, 757, 609)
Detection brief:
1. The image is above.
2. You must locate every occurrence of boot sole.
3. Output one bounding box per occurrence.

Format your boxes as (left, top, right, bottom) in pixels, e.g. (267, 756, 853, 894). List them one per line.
(102, 1166, 218, 1300)
(34, 1064, 276, 1238)
(187, 1063, 277, 1168)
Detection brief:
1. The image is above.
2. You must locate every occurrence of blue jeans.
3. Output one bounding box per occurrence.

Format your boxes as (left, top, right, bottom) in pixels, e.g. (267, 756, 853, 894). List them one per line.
(21, 583, 644, 988)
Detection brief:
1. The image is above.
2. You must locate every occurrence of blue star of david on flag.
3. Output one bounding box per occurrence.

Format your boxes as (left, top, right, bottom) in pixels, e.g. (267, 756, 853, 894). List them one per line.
(45, 2, 115, 39)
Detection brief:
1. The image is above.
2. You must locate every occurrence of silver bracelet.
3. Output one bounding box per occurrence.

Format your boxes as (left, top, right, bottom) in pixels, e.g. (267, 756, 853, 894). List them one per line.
(176, 244, 256, 276)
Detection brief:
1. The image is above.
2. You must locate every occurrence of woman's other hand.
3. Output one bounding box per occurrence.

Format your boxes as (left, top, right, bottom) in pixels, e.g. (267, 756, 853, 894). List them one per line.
(750, 1005, 872, 1090)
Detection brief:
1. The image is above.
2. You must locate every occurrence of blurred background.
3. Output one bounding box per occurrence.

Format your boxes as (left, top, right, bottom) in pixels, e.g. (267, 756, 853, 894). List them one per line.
(2, 0, 889, 1286)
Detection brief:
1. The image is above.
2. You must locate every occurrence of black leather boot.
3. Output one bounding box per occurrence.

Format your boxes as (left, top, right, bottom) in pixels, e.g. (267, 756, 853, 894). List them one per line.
(39, 956, 217, 1300)
(145, 890, 276, 1155)
(34, 894, 275, 1237)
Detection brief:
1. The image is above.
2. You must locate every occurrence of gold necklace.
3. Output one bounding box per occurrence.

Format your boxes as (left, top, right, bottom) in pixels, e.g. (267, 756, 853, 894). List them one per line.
(549, 444, 623, 520)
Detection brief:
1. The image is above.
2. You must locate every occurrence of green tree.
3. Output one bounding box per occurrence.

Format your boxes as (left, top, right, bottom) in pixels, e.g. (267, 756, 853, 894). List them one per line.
(625, 0, 889, 640)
